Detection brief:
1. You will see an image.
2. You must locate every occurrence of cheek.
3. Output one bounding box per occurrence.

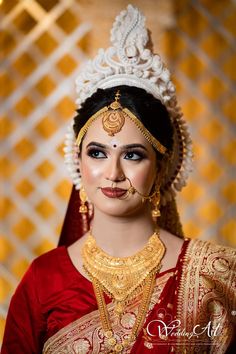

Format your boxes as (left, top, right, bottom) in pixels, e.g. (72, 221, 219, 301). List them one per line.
(80, 157, 103, 185)
(127, 162, 156, 191)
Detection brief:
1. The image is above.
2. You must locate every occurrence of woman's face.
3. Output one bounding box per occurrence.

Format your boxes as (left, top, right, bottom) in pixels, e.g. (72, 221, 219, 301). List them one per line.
(79, 116, 158, 217)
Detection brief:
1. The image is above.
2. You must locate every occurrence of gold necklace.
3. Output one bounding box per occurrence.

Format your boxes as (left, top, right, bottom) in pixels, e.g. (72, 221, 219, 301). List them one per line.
(82, 230, 165, 353)
(82, 230, 165, 315)
(93, 272, 156, 353)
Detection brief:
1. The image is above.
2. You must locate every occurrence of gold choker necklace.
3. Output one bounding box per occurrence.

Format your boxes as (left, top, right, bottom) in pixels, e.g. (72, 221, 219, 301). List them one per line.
(81, 230, 165, 315)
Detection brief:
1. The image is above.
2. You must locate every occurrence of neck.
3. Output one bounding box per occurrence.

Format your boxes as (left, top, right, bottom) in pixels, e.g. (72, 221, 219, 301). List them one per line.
(90, 206, 156, 257)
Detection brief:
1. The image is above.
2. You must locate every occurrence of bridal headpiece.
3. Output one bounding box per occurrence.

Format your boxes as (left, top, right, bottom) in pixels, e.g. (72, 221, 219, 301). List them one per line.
(64, 4, 193, 205)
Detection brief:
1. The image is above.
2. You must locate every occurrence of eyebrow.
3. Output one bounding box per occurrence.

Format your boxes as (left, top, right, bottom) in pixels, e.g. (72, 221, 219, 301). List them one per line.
(86, 142, 148, 151)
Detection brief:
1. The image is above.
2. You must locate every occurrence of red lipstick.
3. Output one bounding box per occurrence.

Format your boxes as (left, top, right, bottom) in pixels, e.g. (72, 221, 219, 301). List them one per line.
(101, 187, 127, 198)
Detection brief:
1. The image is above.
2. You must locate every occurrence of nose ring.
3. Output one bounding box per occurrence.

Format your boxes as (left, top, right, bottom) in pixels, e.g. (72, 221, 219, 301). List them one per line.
(118, 174, 125, 181)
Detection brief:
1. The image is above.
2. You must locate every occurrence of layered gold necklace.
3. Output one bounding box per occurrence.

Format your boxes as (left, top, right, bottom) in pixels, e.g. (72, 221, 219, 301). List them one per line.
(81, 230, 165, 353)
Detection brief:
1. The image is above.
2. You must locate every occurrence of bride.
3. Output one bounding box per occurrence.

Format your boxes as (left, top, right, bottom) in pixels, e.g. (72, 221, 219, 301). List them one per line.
(2, 5, 235, 354)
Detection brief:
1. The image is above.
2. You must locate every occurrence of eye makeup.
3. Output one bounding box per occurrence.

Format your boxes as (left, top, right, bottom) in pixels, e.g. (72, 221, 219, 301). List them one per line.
(86, 142, 148, 159)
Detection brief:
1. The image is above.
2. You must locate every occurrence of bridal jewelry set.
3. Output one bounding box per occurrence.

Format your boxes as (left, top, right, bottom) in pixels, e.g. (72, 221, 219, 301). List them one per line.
(80, 161, 163, 352)
(63, 4, 194, 353)
(82, 230, 165, 353)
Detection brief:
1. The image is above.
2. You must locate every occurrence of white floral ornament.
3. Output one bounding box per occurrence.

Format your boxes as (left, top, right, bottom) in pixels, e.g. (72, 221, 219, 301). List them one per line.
(64, 121, 81, 190)
(65, 4, 193, 205)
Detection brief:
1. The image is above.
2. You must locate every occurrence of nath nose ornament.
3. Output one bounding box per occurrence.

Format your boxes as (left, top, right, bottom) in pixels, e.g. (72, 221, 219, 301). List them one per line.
(118, 174, 125, 181)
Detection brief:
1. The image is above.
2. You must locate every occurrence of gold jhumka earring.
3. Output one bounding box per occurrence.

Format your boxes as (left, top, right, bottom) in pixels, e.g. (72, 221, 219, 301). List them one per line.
(136, 179, 161, 220)
(79, 186, 88, 214)
(151, 185, 161, 219)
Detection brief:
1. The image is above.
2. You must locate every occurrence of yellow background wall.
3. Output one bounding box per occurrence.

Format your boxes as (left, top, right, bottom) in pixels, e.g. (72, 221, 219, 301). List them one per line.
(0, 0, 236, 343)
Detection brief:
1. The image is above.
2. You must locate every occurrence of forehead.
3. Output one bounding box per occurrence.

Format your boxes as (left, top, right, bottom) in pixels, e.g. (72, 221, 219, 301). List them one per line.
(82, 116, 151, 147)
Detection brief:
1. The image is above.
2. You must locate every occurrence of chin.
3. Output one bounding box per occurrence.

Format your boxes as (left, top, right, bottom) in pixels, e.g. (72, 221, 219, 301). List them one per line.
(95, 200, 145, 218)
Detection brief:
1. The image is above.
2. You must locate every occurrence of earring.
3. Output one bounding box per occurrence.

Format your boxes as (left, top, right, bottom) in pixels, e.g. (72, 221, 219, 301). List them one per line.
(79, 186, 88, 214)
(151, 187, 161, 219)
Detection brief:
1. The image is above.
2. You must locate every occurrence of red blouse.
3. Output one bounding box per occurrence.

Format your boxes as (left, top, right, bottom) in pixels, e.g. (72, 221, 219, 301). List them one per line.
(1, 241, 189, 353)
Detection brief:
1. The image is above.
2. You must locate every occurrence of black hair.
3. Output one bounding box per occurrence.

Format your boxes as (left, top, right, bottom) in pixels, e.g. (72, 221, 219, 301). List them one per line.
(73, 85, 173, 160)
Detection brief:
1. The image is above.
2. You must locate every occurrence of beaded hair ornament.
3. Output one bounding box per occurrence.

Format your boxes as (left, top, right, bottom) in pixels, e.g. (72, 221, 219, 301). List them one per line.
(64, 4, 193, 205)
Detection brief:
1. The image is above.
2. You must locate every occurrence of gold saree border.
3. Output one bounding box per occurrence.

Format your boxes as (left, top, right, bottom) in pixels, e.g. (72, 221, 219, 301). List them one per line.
(176, 239, 236, 354)
(43, 272, 173, 354)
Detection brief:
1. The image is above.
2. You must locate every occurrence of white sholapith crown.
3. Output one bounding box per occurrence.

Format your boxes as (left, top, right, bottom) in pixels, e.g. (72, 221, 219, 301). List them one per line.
(64, 4, 193, 205)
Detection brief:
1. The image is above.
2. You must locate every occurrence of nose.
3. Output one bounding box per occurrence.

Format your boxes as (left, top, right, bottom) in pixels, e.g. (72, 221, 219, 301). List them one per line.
(105, 156, 125, 182)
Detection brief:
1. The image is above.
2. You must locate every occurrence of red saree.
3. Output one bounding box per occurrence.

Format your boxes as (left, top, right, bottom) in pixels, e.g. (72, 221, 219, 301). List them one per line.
(2, 238, 236, 353)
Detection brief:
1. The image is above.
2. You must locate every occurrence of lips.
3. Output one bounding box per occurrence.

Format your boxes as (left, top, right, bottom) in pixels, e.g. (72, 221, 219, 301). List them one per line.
(101, 187, 127, 198)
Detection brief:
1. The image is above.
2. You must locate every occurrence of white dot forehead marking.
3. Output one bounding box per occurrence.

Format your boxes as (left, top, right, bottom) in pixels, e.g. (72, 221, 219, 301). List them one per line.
(109, 138, 121, 148)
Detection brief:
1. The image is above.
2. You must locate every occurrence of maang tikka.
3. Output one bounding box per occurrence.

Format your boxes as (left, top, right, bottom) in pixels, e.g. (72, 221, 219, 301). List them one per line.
(75, 90, 167, 156)
(102, 90, 125, 136)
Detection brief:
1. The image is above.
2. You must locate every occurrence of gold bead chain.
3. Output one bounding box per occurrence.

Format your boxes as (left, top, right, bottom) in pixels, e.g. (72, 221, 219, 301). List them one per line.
(93, 272, 156, 353)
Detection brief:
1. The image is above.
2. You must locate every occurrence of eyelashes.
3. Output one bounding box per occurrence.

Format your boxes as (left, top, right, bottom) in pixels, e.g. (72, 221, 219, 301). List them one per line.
(86, 148, 146, 161)
(87, 148, 106, 159)
(124, 151, 146, 161)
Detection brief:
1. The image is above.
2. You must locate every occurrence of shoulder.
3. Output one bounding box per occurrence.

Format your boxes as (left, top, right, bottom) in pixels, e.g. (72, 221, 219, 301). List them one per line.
(31, 246, 76, 286)
(15, 246, 76, 302)
(16, 247, 65, 284)
(31, 246, 67, 271)
(187, 238, 236, 261)
(184, 239, 236, 284)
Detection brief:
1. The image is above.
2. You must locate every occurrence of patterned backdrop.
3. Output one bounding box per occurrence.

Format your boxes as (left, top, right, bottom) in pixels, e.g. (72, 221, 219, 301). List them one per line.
(0, 0, 235, 343)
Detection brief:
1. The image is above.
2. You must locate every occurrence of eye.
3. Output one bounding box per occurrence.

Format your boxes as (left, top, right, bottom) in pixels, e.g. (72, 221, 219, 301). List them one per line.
(87, 149, 107, 159)
(124, 151, 145, 161)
